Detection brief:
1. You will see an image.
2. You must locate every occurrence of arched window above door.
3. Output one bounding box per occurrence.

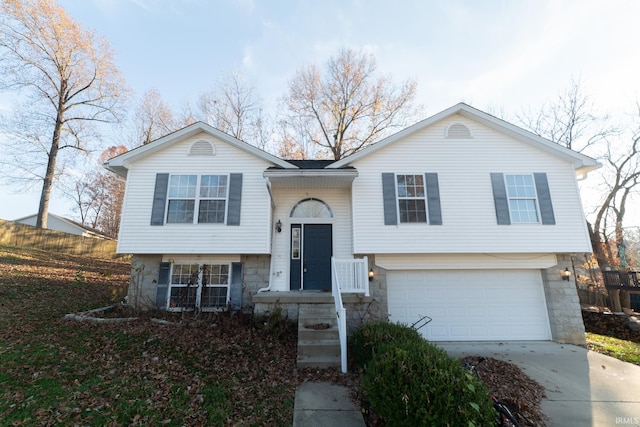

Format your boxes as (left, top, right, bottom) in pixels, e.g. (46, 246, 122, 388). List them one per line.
(290, 198, 333, 218)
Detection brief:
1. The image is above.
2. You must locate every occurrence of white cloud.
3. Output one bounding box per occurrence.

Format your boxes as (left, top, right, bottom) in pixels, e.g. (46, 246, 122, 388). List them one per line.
(242, 46, 254, 68)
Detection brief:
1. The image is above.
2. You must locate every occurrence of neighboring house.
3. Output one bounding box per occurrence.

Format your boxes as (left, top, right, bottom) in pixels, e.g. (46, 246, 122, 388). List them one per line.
(104, 103, 598, 345)
(14, 213, 113, 240)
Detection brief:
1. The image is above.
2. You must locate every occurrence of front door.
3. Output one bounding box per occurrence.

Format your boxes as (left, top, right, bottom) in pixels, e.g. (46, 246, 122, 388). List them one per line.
(290, 224, 332, 291)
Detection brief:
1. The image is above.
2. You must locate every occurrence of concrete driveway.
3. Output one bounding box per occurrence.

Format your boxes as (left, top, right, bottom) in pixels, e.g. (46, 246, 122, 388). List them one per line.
(438, 341, 640, 427)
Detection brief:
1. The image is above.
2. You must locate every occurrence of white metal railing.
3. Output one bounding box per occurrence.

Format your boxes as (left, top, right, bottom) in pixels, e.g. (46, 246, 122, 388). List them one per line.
(331, 256, 369, 373)
(332, 256, 369, 296)
(331, 259, 347, 373)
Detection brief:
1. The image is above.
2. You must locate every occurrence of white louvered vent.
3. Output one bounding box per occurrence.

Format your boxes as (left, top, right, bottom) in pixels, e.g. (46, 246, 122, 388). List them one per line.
(189, 140, 215, 156)
(446, 123, 472, 139)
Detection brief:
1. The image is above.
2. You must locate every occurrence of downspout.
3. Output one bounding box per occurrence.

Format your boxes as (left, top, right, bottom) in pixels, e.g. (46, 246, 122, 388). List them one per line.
(258, 179, 276, 293)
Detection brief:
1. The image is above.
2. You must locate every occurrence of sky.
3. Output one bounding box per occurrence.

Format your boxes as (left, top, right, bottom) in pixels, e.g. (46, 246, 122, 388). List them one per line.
(1, 0, 639, 224)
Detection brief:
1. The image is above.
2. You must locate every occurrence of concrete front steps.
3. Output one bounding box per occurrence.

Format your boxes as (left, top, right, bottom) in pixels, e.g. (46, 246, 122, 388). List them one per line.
(297, 303, 341, 369)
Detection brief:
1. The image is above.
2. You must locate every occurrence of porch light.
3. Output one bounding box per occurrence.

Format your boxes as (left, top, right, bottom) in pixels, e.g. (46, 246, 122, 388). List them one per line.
(562, 267, 572, 281)
(369, 269, 374, 282)
(275, 220, 282, 233)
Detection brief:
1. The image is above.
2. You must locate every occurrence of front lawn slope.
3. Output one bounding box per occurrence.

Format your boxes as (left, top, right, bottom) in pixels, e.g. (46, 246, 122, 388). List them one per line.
(0, 246, 303, 426)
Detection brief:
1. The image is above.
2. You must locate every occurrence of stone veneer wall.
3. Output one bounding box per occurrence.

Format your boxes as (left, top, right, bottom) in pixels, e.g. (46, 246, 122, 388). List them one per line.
(541, 254, 586, 345)
(128, 254, 163, 309)
(240, 255, 271, 313)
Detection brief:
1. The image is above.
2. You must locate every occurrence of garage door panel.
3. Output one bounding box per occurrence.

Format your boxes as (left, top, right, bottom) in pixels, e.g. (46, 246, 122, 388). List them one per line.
(387, 269, 551, 341)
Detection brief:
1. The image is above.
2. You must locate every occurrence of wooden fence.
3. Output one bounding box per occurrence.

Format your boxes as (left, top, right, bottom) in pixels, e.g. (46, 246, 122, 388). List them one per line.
(0, 218, 120, 259)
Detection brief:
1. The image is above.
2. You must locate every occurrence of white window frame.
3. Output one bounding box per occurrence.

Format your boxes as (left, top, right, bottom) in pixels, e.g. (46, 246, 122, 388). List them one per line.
(167, 263, 231, 312)
(504, 174, 540, 223)
(165, 174, 229, 224)
(396, 174, 428, 223)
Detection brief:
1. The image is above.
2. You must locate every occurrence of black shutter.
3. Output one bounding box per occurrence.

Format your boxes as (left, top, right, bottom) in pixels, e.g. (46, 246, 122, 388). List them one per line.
(150, 173, 169, 226)
(156, 262, 171, 309)
(490, 173, 511, 225)
(227, 173, 243, 226)
(425, 173, 442, 225)
(534, 173, 556, 225)
(382, 173, 398, 225)
(229, 262, 243, 311)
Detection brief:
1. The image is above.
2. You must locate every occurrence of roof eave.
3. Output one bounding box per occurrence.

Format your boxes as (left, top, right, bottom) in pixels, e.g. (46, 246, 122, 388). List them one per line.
(263, 168, 358, 190)
(103, 162, 128, 178)
(263, 169, 358, 179)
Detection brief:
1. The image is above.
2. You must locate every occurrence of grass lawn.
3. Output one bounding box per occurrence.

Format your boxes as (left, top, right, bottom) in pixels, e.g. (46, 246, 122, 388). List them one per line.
(0, 245, 311, 426)
(586, 333, 640, 365)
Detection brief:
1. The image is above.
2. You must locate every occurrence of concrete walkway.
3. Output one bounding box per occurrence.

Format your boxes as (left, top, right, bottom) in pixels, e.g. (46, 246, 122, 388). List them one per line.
(292, 382, 366, 427)
(439, 341, 640, 427)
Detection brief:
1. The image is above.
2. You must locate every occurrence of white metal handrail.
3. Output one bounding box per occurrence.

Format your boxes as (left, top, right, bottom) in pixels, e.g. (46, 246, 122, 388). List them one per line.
(331, 256, 370, 373)
(332, 257, 369, 296)
(331, 257, 348, 373)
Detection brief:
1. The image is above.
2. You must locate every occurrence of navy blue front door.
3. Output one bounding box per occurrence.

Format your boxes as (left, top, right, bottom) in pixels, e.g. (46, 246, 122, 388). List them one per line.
(290, 224, 332, 291)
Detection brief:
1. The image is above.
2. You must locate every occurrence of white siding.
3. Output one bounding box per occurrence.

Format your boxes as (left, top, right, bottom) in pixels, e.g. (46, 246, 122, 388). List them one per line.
(117, 132, 273, 254)
(268, 188, 353, 292)
(351, 114, 592, 254)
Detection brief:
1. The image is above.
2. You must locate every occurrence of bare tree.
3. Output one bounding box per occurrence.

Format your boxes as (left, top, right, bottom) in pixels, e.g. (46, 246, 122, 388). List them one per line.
(196, 71, 272, 150)
(588, 132, 640, 268)
(69, 146, 127, 238)
(279, 48, 421, 160)
(0, 0, 128, 228)
(135, 88, 179, 145)
(516, 78, 612, 153)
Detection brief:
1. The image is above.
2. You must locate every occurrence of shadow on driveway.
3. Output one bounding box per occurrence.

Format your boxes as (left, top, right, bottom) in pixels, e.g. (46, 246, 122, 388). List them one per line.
(438, 341, 640, 427)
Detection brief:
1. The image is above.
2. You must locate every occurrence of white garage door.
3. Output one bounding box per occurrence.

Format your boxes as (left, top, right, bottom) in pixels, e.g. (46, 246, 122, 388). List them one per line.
(387, 269, 551, 341)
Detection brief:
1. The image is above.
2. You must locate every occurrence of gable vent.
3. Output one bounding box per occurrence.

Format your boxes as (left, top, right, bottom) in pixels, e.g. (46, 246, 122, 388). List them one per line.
(446, 123, 472, 139)
(189, 140, 215, 156)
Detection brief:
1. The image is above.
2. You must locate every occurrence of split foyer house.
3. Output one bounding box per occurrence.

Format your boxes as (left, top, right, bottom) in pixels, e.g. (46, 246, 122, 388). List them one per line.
(105, 103, 598, 346)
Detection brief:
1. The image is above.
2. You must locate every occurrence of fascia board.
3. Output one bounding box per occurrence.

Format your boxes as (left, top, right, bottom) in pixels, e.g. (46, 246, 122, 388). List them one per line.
(263, 169, 358, 179)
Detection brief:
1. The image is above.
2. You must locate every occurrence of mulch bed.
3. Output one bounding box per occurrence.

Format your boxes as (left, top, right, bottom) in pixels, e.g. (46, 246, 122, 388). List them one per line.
(461, 356, 547, 426)
(582, 309, 640, 344)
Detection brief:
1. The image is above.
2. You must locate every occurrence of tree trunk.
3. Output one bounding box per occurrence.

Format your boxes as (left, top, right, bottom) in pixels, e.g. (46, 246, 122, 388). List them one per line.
(587, 221, 609, 270)
(608, 289, 622, 312)
(621, 290, 630, 310)
(36, 91, 65, 229)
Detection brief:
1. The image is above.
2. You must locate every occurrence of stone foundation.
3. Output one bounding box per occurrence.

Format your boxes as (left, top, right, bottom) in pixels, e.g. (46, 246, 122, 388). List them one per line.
(542, 254, 587, 345)
(252, 291, 380, 334)
(239, 255, 271, 312)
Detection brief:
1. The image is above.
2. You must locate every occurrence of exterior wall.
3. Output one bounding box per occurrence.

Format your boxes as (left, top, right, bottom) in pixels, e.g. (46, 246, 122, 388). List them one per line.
(542, 254, 587, 344)
(128, 254, 163, 309)
(268, 188, 353, 291)
(350, 114, 592, 255)
(241, 255, 271, 312)
(117, 131, 273, 255)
